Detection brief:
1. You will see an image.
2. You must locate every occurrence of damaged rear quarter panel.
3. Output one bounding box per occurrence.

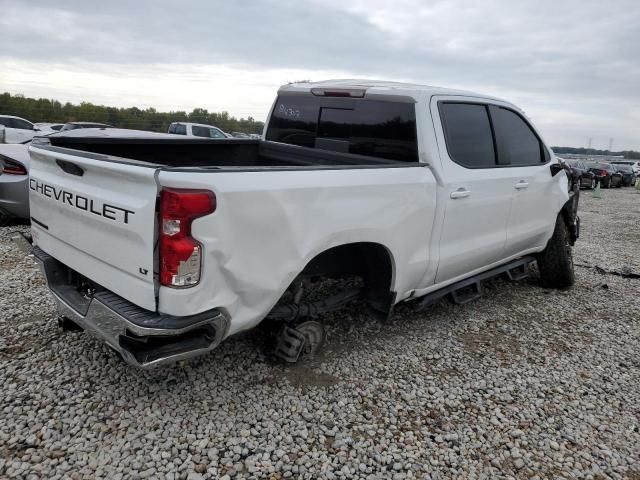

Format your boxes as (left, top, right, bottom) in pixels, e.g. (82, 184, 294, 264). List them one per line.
(157, 166, 437, 336)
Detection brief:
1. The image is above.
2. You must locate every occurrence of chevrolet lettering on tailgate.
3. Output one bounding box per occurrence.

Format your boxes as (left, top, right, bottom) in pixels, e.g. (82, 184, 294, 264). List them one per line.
(29, 178, 135, 224)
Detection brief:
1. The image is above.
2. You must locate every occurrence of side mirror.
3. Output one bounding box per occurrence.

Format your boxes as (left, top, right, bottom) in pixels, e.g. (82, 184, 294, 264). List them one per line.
(550, 163, 564, 177)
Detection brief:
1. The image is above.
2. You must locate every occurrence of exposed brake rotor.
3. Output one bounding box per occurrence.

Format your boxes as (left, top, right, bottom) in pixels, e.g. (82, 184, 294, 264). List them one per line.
(274, 320, 325, 363)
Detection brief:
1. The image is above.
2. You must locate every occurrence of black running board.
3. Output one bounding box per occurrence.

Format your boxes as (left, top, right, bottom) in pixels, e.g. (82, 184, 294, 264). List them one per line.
(415, 256, 535, 310)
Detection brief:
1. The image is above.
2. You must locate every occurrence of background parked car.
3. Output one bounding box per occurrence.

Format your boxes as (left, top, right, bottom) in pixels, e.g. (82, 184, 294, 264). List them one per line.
(611, 160, 640, 177)
(613, 164, 636, 186)
(586, 161, 623, 188)
(230, 131, 250, 138)
(60, 122, 113, 131)
(34, 122, 65, 133)
(0, 115, 36, 143)
(167, 122, 229, 138)
(563, 158, 597, 189)
(0, 141, 31, 224)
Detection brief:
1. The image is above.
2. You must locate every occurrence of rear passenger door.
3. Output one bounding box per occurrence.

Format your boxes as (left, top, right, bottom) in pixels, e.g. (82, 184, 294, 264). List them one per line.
(432, 98, 515, 284)
(488, 105, 556, 256)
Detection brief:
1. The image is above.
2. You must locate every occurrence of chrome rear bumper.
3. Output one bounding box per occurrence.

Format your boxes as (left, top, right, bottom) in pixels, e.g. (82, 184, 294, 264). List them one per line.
(33, 246, 229, 369)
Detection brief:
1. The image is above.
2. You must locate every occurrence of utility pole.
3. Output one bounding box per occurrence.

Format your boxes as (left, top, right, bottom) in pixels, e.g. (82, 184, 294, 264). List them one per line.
(588, 137, 593, 149)
(608, 138, 613, 152)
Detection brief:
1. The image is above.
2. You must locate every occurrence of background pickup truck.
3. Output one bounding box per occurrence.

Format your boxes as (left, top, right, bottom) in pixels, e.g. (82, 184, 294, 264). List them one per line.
(28, 80, 578, 368)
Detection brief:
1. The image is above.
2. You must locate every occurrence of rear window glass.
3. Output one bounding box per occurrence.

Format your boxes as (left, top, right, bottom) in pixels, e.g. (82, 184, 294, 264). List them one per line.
(266, 95, 418, 162)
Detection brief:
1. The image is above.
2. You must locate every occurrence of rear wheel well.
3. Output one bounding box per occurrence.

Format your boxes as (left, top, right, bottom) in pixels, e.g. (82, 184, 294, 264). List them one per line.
(304, 241, 392, 283)
(289, 242, 396, 319)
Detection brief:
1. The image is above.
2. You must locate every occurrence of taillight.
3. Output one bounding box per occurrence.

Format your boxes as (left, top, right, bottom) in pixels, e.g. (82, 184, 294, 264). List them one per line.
(1, 158, 27, 175)
(159, 188, 216, 287)
(600, 170, 608, 177)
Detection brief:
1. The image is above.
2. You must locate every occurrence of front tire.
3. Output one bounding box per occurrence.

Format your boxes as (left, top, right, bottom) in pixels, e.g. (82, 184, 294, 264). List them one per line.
(537, 215, 575, 289)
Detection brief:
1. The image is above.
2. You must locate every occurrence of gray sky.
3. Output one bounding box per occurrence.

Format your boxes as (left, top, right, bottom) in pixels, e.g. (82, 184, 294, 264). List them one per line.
(1, 0, 639, 149)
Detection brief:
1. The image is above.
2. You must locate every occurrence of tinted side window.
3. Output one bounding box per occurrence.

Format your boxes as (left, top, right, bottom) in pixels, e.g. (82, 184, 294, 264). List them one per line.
(266, 95, 418, 162)
(209, 128, 226, 139)
(489, 106, 544, 166)
(172, 124, 186, 135)
(191, 126, 210, 138)
(0, 118, 9, 127)
(11, 119, 33, 130)
(439, 103, 496, 168)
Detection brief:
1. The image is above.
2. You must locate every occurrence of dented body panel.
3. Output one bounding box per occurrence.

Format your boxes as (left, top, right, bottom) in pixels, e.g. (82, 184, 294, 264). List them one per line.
(157, 166, 437, 334)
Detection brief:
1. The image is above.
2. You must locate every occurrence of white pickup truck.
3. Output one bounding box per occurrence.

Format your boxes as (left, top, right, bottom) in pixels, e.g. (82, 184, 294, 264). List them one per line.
(27, 80, 579, 368)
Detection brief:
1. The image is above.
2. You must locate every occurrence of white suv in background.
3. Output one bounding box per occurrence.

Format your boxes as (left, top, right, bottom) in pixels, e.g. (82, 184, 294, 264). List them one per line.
(167, 122, 230, 139)
(0, 115, 37, 143)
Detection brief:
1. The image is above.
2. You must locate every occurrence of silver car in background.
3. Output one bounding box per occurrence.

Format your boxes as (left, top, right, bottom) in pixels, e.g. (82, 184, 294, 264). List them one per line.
(0, 140, 30, 224)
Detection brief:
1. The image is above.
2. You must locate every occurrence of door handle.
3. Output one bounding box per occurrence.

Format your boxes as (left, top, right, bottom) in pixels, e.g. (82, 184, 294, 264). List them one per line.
(450, 188, 470, 199)
(514, 181, 529, 190)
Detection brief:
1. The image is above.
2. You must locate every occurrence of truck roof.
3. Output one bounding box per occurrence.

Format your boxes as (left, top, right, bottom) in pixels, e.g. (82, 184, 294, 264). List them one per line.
(279, 79, 509, 104)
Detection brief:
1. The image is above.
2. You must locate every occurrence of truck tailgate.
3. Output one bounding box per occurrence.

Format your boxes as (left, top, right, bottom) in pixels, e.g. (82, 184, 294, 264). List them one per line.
(28, 145, 159, 311)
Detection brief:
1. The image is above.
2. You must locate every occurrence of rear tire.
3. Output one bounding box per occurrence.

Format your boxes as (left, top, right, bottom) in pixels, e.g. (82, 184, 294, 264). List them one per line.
(537, 215, 575, 289)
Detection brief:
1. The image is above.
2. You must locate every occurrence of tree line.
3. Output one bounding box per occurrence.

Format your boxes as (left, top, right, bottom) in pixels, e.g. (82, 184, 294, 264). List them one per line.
(552, 146, 640, 160)
(0, 92, 265, 134)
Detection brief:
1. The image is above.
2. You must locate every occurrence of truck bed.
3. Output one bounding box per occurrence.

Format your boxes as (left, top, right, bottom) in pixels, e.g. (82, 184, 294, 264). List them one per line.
(45, 136, 406, 169)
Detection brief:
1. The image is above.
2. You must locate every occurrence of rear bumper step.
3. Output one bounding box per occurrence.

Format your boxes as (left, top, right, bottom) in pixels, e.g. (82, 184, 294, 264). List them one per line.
(32, 246, 229, 368)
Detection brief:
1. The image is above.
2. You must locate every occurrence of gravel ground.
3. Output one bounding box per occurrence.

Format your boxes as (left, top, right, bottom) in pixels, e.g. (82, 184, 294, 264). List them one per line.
(1, 188, 639, 480)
